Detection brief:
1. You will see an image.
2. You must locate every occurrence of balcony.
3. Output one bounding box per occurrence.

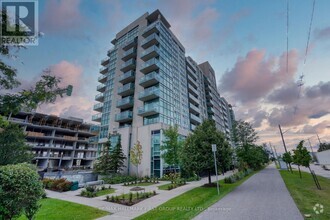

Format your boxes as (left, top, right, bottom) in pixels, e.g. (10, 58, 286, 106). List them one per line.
(188, 84, 198, 97)
(116, 96, 134, 109)
(92, 113, 102, 122)
(101, 57, 110, 66)
(190, 113, 201, 125)
(141, 45, 160, 61)
(117, 83, 135, 96)
(122, 38, 137, 51)
(141, 33, 160, 49)
(120, 59, 136, 72)
(142, 22, 160, 37)
(207, 99, 214, 107)
(187, 65, 197, 79)
(138, 87, 160, 101)
(118, 70, 135, 84)
(97, 84, 106, 92)
(98, 74, 107, 83)
(189, 103, 200, 115)
(107, 47, 116, 56)
(93, 103, 104, 112)
(190, 124, 197, 131)
(138, 103, 160, 116)
(187, 74, 198, 87)
(121, 47, 136, 61)
(95, 93, 104, 102)
(139, 71, 161, 87)
(188, 93, 199, 106)
(115, 110, 133, 122)
(100, 66, 108, 74)
(207, 107, 215, 115)
(140, 58, 160, 74)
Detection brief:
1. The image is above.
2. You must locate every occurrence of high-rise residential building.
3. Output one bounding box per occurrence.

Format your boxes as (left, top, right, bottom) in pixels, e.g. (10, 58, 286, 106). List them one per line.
(93, 9, 235, 177)
(6, 111, 99, 170)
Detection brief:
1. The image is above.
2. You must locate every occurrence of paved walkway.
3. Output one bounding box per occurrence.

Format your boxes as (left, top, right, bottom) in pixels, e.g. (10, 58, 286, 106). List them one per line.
(46, 170, 235, 220)
(194, 164, 303, 220)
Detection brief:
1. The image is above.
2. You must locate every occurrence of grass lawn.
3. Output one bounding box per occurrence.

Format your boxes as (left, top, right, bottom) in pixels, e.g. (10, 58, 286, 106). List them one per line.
(135, 170, 258, 220)
(95, 188, 116, 197)
(18, 198, 109, 220)
(124, 182, 157, 187)
(158, 183, 185, 190)
(280, 170, 330, 220)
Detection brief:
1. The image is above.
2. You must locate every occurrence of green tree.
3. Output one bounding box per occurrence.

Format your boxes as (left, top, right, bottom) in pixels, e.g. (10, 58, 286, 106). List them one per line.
(180, 120, 232, 185)
(292, 140, 312, 179)
(318, 142, 330, 152)
(109, 136, 126, 173)
(282, 151, 293, 173)
(130, 141, 143, 177)
(160, 125, 183, 173)
(0, 163, 44, 220)
(232, 120, 258, 147)
(236, 144, 269, 170)
(0, 123, 33, 165)
(94, 138, 113, 175)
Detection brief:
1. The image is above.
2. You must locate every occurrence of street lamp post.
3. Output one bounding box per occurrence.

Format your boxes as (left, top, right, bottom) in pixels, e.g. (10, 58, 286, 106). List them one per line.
(212, 144, 220, 195)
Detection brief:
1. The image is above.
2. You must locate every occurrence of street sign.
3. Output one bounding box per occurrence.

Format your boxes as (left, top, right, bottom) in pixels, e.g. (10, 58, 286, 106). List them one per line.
(212, 144, 219, 195)
(212, 144, 217, 152)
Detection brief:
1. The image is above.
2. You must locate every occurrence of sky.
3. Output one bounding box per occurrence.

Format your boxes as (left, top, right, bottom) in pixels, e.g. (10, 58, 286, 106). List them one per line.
(5, 0, 330, 153)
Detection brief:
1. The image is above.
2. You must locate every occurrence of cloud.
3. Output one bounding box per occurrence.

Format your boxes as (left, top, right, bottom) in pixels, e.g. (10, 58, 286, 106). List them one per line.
(37, 61, 94, 122)
(267, 81, 300, 105)
(305, 81, 330, 99)
(299, 121, 330, 134)
(220, 49, 299, 104)
(41, 0, 83, 33)
(314, 27, 330, 41)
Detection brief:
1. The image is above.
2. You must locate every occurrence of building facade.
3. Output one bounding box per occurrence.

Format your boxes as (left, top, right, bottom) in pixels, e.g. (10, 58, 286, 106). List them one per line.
(93, 10, 235, 177)
(7, 111, 99, 170)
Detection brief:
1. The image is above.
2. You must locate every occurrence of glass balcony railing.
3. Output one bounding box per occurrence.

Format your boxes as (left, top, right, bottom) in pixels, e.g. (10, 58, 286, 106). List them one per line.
(118, 70, 135, 83)
(115, 111, 133, 122)
(97, 84, 106, 92)
(141, 45, 160, 61)
(116, 96, 134, 108)
(92, 113, 102, 122)
(189, 93, 199, 105)
(140, 58, 160, 74)
(141, 33, 160, 48)
(100, 66, 108, 74)
(139, 71, 161, 87)
(117, 83, 135, 96)
(138, 87, 160, 101)
(189, 103, 200, 114)
(93, 103, 104, 111)
(122, 38, 137, 50)
(120, 59, 136, 72)
(142, 22, 160, 37)
(101, 57, 110, 66)
(98, 74, 107, 83)
(121, 47, 136, 61)
(95, 93, 104, 102)
(188, 84, 198, 96)
(138, 103, 160, 116)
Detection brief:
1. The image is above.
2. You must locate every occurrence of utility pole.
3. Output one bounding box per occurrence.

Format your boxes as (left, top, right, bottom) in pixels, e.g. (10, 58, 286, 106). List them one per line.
(278, 124, 292, 172)
(316, 133, 322, 145)
(308, 139, 314, 153)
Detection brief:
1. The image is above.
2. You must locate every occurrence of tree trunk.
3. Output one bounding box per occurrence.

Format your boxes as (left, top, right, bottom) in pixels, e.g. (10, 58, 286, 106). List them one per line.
(288, 163, 293, 173)
(208, 169, 211, 184)
(298, 165, 302, 179)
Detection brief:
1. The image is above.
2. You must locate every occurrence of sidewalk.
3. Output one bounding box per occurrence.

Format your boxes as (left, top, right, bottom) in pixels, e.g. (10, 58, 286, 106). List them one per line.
(194, 164, 303, 220)
(46, 170, 235, 220)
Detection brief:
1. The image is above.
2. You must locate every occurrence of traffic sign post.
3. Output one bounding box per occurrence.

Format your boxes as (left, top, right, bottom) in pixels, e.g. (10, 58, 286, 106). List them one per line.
(212, 144, 220, 195)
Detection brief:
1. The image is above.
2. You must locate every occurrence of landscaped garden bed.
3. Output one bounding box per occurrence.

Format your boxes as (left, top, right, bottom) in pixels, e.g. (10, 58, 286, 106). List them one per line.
(158, 173, 186, 190)
(105, 191, 157, 206)
(80, 185, 115, 198)
(224, 169, 253, 184)
(123, 177, 159, 186)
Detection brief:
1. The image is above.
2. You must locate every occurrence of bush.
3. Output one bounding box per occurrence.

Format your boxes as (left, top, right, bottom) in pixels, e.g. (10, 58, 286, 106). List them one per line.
(0, 163, 44, 220)
(224, 170, 253, 184)
(42, 178, 72, 192)
(102, 174, 136, 184)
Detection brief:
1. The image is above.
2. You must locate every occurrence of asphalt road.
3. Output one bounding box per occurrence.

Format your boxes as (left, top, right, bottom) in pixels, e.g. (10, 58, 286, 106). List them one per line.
(194, 164, 303, 220)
